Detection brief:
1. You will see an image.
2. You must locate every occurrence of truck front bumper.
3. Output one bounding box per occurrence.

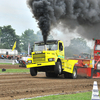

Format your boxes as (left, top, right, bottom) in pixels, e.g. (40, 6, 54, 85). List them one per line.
(26, 61, 55, 68)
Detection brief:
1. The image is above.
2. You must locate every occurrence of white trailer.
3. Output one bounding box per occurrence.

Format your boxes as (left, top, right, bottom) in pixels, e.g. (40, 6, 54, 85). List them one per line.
(0, 49, 18, 55)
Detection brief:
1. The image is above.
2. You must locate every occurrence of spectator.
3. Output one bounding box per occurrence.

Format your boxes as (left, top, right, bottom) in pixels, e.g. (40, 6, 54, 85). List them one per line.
(17, 57, 19, 63)
(1, 54, 4, 59)
(7, 55, 9, 59)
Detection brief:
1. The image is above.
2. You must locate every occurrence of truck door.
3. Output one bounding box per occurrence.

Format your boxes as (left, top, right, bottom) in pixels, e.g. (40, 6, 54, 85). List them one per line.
(58, 42, 64, 59)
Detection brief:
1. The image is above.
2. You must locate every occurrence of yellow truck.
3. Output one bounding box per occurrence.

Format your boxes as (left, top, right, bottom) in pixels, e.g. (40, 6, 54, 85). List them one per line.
(26, 40, 78, 78)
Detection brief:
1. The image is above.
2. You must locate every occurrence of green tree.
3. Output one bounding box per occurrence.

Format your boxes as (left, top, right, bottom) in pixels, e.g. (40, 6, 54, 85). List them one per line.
(20, 30, 54, 53)
(0, 25, 20, 51)
(20, 29, 38, 53)
(0, 29, 2, 36)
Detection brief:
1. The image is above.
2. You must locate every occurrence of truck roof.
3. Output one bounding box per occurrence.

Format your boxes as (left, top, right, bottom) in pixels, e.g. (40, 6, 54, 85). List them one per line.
(35, 40, 59, 44)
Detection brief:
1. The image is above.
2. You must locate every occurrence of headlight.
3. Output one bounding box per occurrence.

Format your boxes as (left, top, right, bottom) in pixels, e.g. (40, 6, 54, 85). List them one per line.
(48, 58, 55, 61)
(28, 60, 32, 63)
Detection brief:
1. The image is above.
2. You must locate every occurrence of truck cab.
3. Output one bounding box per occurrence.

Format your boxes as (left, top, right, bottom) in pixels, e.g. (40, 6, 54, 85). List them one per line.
(26, 40, 65, 77)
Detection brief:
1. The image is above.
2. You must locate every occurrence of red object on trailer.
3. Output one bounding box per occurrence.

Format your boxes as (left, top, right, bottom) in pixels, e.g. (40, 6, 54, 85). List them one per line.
(69, 39, 100, 78)
(73, 58, 94, 78)
(93, 39, 100, 78)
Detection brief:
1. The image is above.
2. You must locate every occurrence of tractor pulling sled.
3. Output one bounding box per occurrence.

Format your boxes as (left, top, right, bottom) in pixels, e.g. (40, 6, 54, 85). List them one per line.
(26, 39, 100, 78)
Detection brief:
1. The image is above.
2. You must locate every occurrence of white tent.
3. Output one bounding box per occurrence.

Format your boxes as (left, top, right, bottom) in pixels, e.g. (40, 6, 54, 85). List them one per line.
(0, 49, 18, 55)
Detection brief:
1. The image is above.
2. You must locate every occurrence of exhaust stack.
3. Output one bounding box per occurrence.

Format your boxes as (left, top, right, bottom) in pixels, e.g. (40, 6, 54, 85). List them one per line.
(43, 34, 47, 45)
(43, 34, 47, 51)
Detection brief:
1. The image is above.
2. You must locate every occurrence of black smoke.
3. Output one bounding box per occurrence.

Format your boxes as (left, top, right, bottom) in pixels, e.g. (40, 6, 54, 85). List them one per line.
(27, 0, 100, 44)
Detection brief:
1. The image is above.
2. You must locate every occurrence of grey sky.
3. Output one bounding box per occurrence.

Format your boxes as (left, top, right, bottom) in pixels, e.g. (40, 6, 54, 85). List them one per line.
(0, 0, 40, 36)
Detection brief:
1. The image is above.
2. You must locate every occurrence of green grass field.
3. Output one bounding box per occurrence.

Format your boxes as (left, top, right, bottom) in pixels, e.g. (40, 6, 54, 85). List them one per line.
(0, 63, 29, 73)
(0, 63, 19, 65)
(25, 91, 100, 100)
(0, 69, 29, 73)
(0, 63, 14, 65)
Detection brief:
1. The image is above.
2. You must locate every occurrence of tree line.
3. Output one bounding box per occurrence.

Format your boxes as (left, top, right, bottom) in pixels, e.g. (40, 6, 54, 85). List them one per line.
(0, 25, 53, 54)
(0, 25, 92, 57)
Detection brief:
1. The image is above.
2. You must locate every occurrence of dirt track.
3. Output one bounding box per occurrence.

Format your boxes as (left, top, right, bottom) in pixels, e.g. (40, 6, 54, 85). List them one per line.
(0, 65, 100, 100)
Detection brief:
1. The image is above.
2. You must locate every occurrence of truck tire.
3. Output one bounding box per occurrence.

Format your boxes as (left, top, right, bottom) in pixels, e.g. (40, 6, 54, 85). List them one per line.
(69, 67, 77, 79)
(54, 62, 62, 74)
(46, 72, 58, 78)
(30, 68, 37, 76)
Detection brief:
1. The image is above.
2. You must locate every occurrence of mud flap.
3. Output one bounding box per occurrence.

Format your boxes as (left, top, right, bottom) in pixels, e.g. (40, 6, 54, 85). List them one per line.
(88, 68, 94, 79)
(63, 60, 78, 74)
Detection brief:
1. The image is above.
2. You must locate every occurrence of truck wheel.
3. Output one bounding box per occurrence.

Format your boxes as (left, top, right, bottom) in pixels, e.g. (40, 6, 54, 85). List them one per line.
(30, 68, 37, 76)
(54, 62, 62, 74)
(46, 72, 58, 78)
(69, 67, 77, 79)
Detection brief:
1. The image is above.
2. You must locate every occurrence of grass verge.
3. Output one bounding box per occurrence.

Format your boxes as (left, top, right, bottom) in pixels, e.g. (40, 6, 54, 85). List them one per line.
(0, 69, 29, 73)
(25, 91, 100, 100)
(0, 63, 19, 65)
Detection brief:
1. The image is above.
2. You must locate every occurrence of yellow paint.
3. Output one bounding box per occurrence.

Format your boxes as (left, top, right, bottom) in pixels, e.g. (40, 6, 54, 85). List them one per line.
(26, 40, 78, 74)
(26, 40, 64, 68)
(63, 60, 78, 73)
(27, 61, 55, 68)
(89, 60, 93, 68)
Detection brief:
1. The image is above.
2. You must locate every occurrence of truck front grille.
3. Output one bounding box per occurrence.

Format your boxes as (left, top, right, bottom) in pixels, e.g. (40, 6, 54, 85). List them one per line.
(33, 53, 45, 62)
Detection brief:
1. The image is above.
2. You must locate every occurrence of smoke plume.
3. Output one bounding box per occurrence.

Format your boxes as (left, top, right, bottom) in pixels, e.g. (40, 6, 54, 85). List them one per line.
(27, 0, 100, 44)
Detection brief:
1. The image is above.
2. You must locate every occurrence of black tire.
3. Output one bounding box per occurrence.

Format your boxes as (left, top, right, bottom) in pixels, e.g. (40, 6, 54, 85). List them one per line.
(46, 72, 58, 78)
(46, 72, 50, 77)
(30, 68, 37, 76)
(69, 67, 77, 79)
(54, 62, 62, 74)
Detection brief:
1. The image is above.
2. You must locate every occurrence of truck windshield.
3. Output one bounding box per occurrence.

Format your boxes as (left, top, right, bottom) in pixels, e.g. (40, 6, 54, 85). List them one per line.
(95, 45, 100, 50)
(34, 43, 58, 51)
